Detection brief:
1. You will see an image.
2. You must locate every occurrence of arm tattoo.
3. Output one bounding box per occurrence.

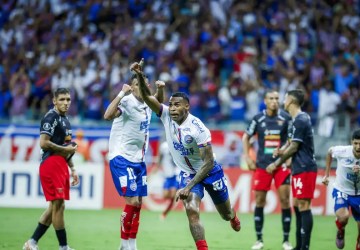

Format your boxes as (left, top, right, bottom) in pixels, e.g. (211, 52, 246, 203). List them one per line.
(274, 141, 299, 166)
(186, 146, 214, 189)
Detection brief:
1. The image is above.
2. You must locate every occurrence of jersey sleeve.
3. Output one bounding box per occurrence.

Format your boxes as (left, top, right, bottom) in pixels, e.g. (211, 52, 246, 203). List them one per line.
(245, 117, 258, 137)
(192, 119, 211, 148)
(40, 113, 56, 137)
(286, 118, 293, 140)
(331, 146, 347, 158)
(291, 116, 308, 143)
(159, 104, 169, 122)
(118, 97, 130, 115)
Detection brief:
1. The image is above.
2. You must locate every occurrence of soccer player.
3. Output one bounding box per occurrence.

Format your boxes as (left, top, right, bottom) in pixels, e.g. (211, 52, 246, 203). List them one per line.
(242, 90, 293, 250)
(131, 61, 240, 250)
(23, 88, 79, 250)
(322, 129, 360, 250)
(103, 64, 164, 250)
(266, 89, 317, 250)
(155, 139, 179, 220)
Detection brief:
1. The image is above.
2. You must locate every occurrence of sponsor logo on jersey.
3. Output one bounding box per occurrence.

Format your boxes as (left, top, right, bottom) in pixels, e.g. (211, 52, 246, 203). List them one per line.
(184, 135, 193, 144)
(264, 140, 280, 147)
(192, 119, 205, 133)
(264, 148, 275, 154)
(264, 135, 281, 140)
(344, 158, 355, 165)
(277, 120, 284, 126)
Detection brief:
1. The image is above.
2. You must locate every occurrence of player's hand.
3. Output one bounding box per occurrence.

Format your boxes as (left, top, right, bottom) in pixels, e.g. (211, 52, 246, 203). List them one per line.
(71, 169, 80, 186)
(130, 58, 144, 74)
(273, 147, 282, 158)
(155, 80, 165, 88)
(245, 155, 256, 171)
(266, 163, 276, 174)
(175, 187, 190, 202)
(122, 83, 132, 94)
(322, 176, 329, 186)
(353, 165, 360, 174)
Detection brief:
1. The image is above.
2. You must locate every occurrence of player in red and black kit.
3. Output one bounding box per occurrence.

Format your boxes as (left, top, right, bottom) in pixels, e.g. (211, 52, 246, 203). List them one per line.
(243, 90, 293, 250)
(267, 89, 317, 250)
(23, 88, 79, 250)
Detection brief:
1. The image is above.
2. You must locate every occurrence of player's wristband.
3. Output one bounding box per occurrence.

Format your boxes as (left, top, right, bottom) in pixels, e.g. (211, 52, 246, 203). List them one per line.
(117, 91, 125, 99)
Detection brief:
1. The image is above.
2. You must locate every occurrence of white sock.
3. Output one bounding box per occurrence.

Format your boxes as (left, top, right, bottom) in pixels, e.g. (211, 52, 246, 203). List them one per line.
(129, 238, 137, 250)
(121, 239, 129, 249)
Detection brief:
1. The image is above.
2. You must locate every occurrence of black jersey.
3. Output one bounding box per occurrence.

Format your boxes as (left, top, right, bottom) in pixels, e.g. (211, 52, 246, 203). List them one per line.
(40, 109, 72, 162)
(245, 109, 292, 169)
(291, 112, 317, 175)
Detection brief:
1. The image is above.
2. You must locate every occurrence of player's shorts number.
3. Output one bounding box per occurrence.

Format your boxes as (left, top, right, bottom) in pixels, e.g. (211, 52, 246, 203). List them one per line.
(127, 167, 136, 180)
(293, 177, 303, 189)
(336, 191, 348, 200)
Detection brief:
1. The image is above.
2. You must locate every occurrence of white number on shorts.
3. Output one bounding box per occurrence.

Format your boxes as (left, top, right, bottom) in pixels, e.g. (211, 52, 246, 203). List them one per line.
(127, 168, 136, 180)
(293, 178, 303, 189)
(336, 191, 348, 200)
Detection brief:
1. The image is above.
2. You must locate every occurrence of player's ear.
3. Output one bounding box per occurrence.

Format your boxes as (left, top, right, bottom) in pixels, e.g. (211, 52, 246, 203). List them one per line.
(52, 97, 56, 105)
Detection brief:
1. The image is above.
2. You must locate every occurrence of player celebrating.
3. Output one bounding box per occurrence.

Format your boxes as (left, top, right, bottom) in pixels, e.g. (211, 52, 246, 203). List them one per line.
(103, 61, 164, 250)
(266, 89, 317, 250)
(322, 129, 360, 250)
(132, 61, 240, 250)
(23, 88, 79, 250)
(242, 90, 293, 250)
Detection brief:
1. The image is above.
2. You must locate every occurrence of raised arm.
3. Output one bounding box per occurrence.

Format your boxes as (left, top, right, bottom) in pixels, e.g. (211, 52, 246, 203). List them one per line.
(103, 84, 131, 120)
(131, 62, 162, 115)
(154, 80, 166, 103)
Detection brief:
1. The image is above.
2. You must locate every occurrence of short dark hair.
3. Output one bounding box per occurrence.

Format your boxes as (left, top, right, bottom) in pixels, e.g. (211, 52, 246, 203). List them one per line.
(352, 129, 360, 140)
(171, 92, 189, 104)
(264, 89, 278, 98)
(54, 88, 70, 98)
(287, 89, 304, 107)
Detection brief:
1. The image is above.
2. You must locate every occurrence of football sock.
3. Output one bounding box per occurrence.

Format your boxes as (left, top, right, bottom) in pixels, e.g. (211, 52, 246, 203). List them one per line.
(294, 206, 301, 249)
(121, 204, 136, 240)
(254, 206, 264, 241)
(55, 228, 67, 246)
(128, 238, 137, 250)
(195, 239, 208, 250)
(335, 218, 345, 232)
(163, 198, 175, 217)
(130, 205, 141, 239)
(282, 208, 291, 242)
(31, 222, 50, 242)
(300, 210, 313, 250)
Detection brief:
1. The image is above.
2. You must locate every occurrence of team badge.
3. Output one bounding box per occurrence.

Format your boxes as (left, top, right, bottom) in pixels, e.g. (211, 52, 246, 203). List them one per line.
(184, 135, 193, 144)
(43, 123, 51, 130)
(277, 120, 284, 126)
(336, 198, 345, 205)
(130, 181, 137, 191)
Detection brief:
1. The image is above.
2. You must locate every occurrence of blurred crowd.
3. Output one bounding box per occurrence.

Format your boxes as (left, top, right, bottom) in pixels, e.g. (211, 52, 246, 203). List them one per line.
(0, 0, 360, 130)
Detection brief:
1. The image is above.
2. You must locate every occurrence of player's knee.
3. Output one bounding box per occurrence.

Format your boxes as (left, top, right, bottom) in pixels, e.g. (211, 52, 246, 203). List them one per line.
(185, 204, 200, 221)
(337, 214, 350, 224)
(279, 196, 290, 207)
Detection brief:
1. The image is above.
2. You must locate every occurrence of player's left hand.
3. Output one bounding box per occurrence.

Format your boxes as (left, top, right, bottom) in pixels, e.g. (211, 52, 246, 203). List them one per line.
(155, 80, 165, 88)
(266, 163, 276, 174)
(322, 176, 329, 186)
(130, 58, 144, 74)
(175, 187, 190, 202)
(71, 169, 80, 186)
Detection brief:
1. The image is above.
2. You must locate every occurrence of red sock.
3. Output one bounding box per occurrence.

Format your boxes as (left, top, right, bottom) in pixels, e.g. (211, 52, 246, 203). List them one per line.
(195, 240, 208, 250)
(121, 205, 137, 240)
(129, 205, 141, 239)
(335, 218, 345, 231)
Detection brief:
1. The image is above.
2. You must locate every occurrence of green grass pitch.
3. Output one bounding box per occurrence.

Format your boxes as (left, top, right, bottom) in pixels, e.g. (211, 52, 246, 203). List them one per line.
(0, 207, 358, 250)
